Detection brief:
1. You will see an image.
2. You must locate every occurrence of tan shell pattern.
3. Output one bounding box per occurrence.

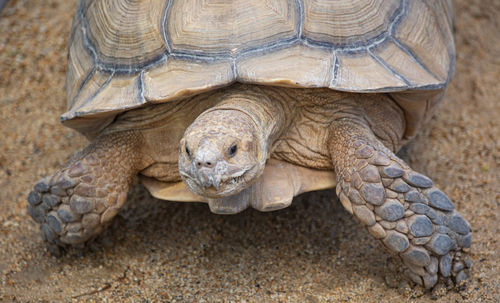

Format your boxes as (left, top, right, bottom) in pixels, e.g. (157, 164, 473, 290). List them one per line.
(63, 0, 454, 138)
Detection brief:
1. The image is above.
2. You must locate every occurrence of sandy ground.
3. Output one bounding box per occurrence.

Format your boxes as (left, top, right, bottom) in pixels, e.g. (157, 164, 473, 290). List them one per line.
(0, 0, 498, 302)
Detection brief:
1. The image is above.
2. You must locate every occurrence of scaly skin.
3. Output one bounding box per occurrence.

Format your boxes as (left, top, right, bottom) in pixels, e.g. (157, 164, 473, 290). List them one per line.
(328, 118, 471, 289)
(27, 130, 153, 254)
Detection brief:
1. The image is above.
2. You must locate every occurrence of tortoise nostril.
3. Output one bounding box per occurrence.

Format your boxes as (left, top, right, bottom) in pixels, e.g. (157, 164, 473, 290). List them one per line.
(194, 149, 219, 169)
(196, 160, 214, 168)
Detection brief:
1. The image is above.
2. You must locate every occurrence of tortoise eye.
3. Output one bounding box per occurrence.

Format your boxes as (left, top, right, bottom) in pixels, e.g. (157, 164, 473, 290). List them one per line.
(185, 145, 191, 158)
(228, 144, 237, 157)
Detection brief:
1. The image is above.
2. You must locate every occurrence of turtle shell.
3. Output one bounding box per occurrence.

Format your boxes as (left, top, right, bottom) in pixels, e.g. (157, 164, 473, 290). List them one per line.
(64, 0, 454, 140)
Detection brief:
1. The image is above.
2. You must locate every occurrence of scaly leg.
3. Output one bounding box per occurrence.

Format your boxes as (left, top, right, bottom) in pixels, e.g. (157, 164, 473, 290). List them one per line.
(328, 115, 471, 289)
(27, 130, 152, 254)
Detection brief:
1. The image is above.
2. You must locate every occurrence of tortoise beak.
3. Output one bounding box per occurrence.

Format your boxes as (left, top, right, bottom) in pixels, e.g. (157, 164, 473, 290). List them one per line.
(196, 168, 222, 190)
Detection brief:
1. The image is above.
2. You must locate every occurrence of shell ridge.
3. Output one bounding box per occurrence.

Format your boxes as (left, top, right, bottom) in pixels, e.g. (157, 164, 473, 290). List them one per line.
(67, 66, 96, 116)
(296, 0, 304, 39)
(231, 59, 238, 79)
(79, 3, 97, 69)
(389, 0, 409, 37)
(367, 47, 411, 86)
(423, 1, 456, 84)
(327, 51, 338, 87)
(389, 36, 440, 84)
(138, 70, 146, 103)
(238, 37, 300, 58)
(76, 71, 115, 113)
(79, 1, 101, 71)
(169, 52, 227, 62)
(446, 47, 456, 84)
(162, 0, 172, 54)
(170, 36, 301, 62)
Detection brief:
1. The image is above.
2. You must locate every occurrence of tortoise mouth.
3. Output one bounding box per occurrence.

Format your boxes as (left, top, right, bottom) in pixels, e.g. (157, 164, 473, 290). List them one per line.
(181, 164, 259, 198)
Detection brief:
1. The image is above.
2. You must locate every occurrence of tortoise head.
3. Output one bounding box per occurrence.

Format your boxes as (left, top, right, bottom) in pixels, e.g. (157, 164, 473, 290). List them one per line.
(179, 108, 266, 198)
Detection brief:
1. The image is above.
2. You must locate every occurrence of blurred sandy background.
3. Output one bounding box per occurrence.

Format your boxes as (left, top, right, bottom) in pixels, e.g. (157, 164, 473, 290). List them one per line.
(0, 0, 498, 302)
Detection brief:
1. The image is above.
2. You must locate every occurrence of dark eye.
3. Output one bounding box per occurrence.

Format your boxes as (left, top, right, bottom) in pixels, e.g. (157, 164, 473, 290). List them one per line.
(228, 144, 237, 157)
(185, 145, 191, 158)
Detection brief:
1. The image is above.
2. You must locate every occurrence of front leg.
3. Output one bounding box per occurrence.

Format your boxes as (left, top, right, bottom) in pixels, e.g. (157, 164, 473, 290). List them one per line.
(327, 114, 471, 289)
(27, 130, 153, 254)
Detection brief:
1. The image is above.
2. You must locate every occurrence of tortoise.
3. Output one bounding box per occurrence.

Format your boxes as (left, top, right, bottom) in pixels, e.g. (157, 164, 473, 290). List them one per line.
(27, 0, 471, 289)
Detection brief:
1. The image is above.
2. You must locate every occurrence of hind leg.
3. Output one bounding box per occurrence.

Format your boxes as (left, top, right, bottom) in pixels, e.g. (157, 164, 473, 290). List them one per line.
(27, 130, 152, 253)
